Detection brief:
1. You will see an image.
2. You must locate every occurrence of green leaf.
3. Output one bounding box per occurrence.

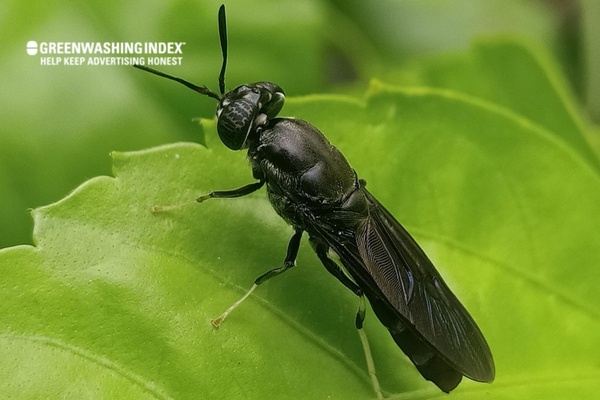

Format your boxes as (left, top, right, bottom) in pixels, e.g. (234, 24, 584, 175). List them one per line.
(2, 85, 600, 398)
(586, 125, 600, 159)
(0, 142, 375, 399)
(382, 40, 599, 170)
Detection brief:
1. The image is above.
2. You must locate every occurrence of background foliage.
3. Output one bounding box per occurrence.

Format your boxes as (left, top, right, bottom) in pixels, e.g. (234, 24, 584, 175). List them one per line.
(1, 0, 599, 399)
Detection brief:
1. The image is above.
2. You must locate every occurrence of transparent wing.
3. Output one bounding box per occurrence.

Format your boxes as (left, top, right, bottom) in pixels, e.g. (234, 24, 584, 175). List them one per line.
(309, 188, 494, 391)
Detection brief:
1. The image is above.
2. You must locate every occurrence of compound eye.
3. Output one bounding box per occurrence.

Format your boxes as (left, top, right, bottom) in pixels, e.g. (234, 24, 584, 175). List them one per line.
(253, 82, 285, 118)
(262, 92, 285, 119)
(216, 97, 258, 150)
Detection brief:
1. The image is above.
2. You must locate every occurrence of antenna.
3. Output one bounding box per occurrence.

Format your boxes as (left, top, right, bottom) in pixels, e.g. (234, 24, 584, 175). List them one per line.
(133, 6, 229, 101)
(218, 4, 228, 95)
(133, 65, 221, 101)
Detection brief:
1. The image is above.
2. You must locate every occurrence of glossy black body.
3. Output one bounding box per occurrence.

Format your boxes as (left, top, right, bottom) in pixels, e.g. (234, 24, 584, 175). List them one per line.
(242, 112, 495, 392)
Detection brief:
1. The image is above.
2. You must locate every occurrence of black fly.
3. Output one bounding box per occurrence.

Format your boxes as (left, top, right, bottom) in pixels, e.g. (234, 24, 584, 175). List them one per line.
(134, 5, 495, 397)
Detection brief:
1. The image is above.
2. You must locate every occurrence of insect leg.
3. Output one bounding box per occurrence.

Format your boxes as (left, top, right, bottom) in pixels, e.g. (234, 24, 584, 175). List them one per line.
(310, 238, 362, 295)
(356, 295, 383, 399)
(196, 180, 265, 203)
(311, 239, 383, 397)
(152, 180, 264, 212)
(211, 228, 303, 328)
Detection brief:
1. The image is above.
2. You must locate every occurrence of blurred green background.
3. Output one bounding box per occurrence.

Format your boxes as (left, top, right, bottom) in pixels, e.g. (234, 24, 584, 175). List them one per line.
(0, 0, 599, 248)
(1, 1, 600, 398)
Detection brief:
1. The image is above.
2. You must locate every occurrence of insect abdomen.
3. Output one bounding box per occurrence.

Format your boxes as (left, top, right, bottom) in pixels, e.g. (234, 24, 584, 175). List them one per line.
(367, 295, 463, 392)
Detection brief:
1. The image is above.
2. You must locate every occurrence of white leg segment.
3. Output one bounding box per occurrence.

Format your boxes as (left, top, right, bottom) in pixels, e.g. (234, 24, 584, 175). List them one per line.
(211, 284, 258, 328)
(357, 296, 384, 399)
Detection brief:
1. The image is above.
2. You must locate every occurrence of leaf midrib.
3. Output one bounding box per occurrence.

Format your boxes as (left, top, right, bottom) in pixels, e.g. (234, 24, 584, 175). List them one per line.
(0, 333, 173, 400)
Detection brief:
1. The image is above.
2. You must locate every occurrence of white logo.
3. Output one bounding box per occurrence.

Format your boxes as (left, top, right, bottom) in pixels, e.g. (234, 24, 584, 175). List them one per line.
(27, 41, 38, 56)
(29, 41, 187, 67)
